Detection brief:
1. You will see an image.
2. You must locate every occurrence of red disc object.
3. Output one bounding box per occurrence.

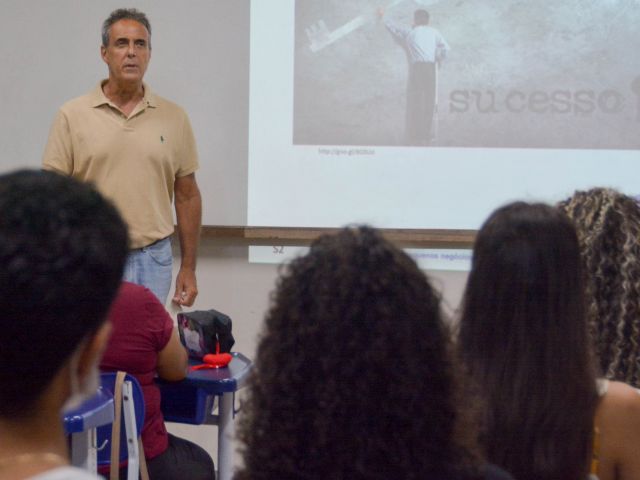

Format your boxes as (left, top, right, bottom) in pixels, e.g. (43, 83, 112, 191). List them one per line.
(202, 352, 232, 368)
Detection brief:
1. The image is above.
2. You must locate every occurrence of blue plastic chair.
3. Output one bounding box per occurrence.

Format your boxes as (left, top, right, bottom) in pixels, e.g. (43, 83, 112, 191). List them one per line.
(63, 385, 115, 472)
(97, 372, 146, 480)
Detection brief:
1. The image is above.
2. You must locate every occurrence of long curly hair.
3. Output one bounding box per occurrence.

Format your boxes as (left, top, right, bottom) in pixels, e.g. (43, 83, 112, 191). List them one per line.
(559, 188, 640, 387)
(458, 202, 598, 480)
(237, 226, 481, 480)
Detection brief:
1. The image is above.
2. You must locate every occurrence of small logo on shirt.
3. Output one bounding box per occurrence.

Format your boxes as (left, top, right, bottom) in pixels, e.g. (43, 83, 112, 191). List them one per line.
(160, 135, 165, 143)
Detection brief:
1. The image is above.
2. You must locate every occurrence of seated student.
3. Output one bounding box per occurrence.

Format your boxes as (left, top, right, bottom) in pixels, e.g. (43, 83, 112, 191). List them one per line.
(100, 281, 215, 480)
(457, 202, 640, 480)
(0, 170, 128, 480)
(236, 226, 513, 480)
(558, 188, 640, 388)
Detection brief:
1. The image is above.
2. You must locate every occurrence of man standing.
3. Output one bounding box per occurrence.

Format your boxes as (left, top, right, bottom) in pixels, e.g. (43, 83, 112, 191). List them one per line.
(379, 9, 450, 146)
(43, 8, 201, 306)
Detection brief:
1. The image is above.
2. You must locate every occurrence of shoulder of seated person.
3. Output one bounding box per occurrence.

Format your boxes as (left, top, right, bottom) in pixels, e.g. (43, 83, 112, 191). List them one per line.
(606, 380, 640, 400)
(600, 380, 640, 419)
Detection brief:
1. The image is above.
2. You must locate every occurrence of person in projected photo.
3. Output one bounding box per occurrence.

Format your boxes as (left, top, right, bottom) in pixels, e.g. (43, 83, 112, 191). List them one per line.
(378, 8, 450, 147)
(43, 8, 202, 307)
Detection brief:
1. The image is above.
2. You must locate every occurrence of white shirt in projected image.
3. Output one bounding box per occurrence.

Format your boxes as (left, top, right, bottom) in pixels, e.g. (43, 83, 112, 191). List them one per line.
(384, 20, 450, 64)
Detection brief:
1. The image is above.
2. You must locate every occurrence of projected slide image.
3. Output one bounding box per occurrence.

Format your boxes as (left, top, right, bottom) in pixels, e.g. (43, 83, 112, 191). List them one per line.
(293, 0, 640, 149)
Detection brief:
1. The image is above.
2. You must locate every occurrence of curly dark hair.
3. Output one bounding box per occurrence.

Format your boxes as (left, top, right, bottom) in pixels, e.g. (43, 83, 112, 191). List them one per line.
(237, 226, 482, 480)
(458, 202, 598, 480)
(559, 188, 640, 387)
(0, 170, 128, 417)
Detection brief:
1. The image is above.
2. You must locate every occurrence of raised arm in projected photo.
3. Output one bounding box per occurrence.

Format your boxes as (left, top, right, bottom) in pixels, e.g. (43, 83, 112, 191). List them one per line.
(293, 0, 640, 150)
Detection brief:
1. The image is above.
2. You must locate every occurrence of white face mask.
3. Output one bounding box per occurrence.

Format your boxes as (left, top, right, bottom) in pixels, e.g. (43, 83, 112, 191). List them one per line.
(61, 346, 100, 414)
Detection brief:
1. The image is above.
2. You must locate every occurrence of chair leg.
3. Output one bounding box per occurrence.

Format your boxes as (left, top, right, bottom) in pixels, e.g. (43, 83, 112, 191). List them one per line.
(122, 381, 140, 480)
(218, 393, 235, 480)
(70, 431, 90, 470)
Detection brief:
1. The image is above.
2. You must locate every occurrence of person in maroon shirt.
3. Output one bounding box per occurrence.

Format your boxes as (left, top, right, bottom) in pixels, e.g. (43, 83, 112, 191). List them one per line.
(101, 281, 214, 480)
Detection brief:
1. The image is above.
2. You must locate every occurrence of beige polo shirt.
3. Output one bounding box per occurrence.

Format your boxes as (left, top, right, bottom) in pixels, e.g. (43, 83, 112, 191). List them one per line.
(43, 82, 199, 249)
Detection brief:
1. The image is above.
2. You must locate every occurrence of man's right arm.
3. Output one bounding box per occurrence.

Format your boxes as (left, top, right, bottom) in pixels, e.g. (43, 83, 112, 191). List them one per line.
(383, 19, 410, 42)
(42, 110, 73, 175)
(377, 9, 409, 42)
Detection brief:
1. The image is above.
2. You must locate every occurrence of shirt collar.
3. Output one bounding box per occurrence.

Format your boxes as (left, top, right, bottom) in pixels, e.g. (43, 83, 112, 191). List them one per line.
(90, 80, 158, 109)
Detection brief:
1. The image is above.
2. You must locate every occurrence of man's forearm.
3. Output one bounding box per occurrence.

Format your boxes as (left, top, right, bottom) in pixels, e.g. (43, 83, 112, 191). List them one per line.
(175, 178, 202, 270)
(176, 197, 201, 270)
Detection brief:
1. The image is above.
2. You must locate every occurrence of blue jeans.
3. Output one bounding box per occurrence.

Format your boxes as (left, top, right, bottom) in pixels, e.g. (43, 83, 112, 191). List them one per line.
(123, 237, 173, 304)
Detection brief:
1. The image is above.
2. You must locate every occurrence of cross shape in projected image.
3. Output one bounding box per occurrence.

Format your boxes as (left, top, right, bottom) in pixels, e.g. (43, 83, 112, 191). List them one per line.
(305, 0, 441, 53)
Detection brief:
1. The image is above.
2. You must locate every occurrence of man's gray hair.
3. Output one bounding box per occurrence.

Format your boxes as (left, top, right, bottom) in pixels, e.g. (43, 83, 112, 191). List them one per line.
(102, 8, 151, 47)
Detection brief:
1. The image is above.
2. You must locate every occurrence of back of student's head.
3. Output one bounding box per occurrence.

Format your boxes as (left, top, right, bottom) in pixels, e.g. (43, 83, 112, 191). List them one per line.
(458, 202, 598, 480)
(559, 187, 640, 387)
(0, 169, 128, 418)
(238, 226, 477, 479)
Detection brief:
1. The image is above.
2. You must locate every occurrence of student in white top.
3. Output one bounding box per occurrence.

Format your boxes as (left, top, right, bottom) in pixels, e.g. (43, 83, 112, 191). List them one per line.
(0, 170, 128, 480)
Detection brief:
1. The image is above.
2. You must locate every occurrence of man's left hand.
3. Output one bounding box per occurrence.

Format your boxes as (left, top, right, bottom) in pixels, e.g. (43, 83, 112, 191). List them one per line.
(172, 267, 198, 306)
